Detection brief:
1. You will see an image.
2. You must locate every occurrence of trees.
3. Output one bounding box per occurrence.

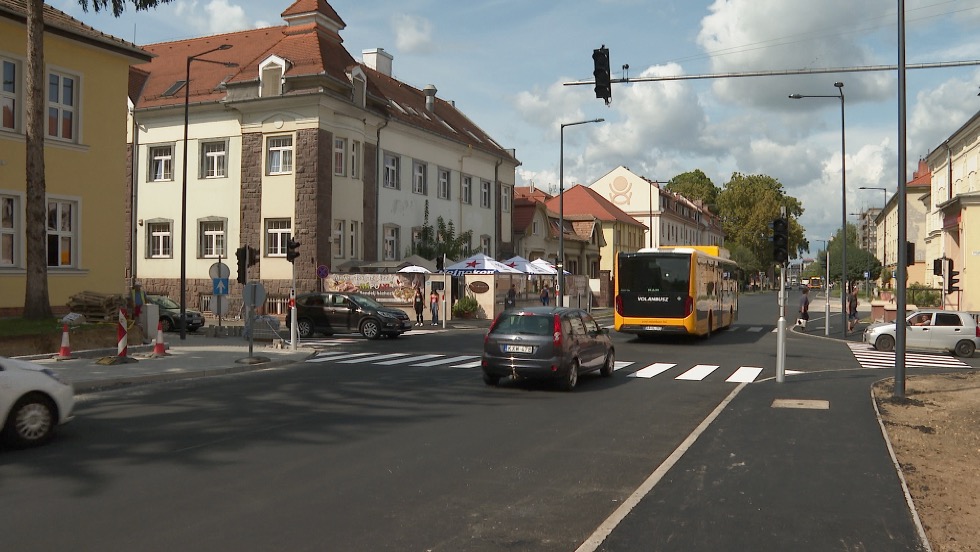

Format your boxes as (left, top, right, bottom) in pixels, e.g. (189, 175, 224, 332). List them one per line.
(665, 170, 719, 213)
(714, 173, 805, 267)
(21, 0, 174, 319)
(410, 201, 474, 262)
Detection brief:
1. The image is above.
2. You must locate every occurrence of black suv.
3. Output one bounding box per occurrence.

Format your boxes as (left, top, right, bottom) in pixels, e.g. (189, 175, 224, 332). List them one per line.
(287, 292, 412, 340)
(146, 294, 205, 332)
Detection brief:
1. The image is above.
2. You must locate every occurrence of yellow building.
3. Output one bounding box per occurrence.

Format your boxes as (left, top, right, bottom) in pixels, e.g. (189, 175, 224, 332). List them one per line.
(0, 1, 150, 315)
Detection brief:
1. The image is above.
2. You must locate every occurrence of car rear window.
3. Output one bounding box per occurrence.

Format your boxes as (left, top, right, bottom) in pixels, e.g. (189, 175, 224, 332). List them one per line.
(491, 314, 554, 336)
(935, 313, 963, 326)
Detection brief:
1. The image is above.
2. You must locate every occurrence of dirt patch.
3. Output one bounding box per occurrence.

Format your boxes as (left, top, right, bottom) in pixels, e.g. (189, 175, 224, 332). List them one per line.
(874, 371, 980, 552)
(0, 325, 145, 357)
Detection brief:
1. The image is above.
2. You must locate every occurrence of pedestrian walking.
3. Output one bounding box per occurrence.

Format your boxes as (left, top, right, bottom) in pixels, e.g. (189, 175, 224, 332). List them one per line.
(505, 285, 517, 310)
(847, 285, 859, 333)
(540, 286, 550, 306)
(413, 286, 425, 326)
(430, 288, 440, 325)
(797, 287, 810, 330)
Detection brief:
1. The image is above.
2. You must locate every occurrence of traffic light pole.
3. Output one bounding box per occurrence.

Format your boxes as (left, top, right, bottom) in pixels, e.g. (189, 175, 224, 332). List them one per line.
(776, 263, 786, 383)
(290, 266, 297, 351)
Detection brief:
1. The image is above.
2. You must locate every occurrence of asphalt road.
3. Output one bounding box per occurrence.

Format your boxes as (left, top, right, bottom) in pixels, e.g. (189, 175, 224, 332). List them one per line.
(2, 293, 967, 550)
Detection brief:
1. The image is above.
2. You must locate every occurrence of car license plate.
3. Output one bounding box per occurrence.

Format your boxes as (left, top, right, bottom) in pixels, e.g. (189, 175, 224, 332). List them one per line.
(504, 344, 533, 353)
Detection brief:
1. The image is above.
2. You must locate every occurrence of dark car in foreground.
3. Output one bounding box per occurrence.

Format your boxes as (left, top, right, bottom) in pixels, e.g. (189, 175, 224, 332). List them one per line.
(287, 292, 412, 339)
(864, 309, 980, 357)
(146, 294, 205, 332)
(482, 307, 614, 391)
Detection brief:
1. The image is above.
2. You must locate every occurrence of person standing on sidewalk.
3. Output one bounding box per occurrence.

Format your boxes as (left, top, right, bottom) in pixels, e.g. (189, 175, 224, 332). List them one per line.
(413, 286, 425, 326)
(847, 285, 859, 333)
(797, 287, 810, 330)
(429, 288, 440, 326)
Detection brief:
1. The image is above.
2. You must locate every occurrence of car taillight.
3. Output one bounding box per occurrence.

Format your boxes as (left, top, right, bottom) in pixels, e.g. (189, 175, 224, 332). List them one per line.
(615, 294, 623, 315)
(975, 324, 979, 338)
(553, 314, 562, 348)
(485, 313, 503, 346)
(685, 295, 694, 316)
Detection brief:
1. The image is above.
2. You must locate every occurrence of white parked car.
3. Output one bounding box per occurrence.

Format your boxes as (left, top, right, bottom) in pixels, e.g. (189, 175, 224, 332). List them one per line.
(863, 310, 980, 357)
(1, 357, 75, 448)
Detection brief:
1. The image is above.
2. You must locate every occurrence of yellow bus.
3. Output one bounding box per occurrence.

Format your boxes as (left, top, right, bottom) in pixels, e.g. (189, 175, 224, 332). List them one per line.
(615, 246, 739, 338)
(807, 276, 823, 291)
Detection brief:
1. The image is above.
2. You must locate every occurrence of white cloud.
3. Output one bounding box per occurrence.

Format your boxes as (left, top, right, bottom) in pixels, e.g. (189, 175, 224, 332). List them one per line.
(174, 0, 251, 35)
(391, 14, 435, 54)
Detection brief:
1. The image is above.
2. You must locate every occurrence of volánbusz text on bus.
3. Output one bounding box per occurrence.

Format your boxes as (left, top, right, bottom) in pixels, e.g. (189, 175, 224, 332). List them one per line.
(615, 246, 739, 338)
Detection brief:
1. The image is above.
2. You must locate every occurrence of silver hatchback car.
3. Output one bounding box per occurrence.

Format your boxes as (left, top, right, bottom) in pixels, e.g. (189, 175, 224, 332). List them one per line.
(481, 307, 615, 391)
(863, 309, 980, 357)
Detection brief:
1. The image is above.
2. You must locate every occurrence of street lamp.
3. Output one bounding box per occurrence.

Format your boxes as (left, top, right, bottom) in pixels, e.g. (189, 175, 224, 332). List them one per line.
(180, 44, 236, 340)
(814, 238, 831, 336)
(558, 117, 604, 307)
(859, 186, 888, 268)
(789, 81, 846, 337)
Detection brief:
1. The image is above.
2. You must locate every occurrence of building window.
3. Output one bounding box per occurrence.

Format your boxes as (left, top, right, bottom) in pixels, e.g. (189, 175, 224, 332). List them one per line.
(333, 219, 345, 259)
(334, 137, 347, 176)
(2, 58, 20, 132)
(1, 194, 20, 266)
(47, 71, 77, 141)
(411, 226, 423, 253)
(413, 160, 427, 195)
(438, 168, 451, 200)
(200, 140, 227, 178)
(532, 220, 539, 236)
(480, 235, 491, 256)
(462, 175, 473, 204)
(267, 135, 293, 175)
(480, 180, 492, 208)
(260, 63, 283, 97)
(46, 199, 77, 267)
(349, 220, 359, 258)
(148, 145, 174, 181)
(383, 225, 400, 261)
(146, 220, 172, 259)
(199, 219, 225, 258)
(501, 186, 511, 213)
(383, 152, 399, 189)
(266, 219, 291, 256)
(351, 140, 361, 179)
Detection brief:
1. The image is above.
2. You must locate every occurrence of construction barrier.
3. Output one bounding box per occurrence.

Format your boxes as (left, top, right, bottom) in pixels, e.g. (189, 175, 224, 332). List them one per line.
(117, 308, 128, 359)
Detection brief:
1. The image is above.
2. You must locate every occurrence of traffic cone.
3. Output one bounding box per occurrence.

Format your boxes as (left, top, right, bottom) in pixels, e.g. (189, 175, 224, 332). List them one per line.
(150, 320, 169, 357)
(55, 324, 75, 360)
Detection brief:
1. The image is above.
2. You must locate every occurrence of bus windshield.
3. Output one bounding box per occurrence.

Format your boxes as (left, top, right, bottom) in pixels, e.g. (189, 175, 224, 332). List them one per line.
(617, 254, 691, 318)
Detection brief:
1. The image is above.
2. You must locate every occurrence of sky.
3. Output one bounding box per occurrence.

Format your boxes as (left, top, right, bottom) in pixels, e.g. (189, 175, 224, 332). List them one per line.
(56, 0, 980, 258)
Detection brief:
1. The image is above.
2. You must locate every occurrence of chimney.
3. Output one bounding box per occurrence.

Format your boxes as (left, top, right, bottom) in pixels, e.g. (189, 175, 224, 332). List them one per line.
(423, 84, 437, 111)
(362, 48, 393, 76)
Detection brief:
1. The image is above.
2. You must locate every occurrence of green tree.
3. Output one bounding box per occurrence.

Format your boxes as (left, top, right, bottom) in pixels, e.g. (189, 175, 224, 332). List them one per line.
(714, 173, 805, 267)
(665, 170, 720, 213)
(825, 223, 881, 284)
(410, 201, 474, 261)
(22, 0, 175, 319)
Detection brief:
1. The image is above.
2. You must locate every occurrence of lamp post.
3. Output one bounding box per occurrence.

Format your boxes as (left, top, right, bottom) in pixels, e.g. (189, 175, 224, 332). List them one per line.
(180, 44, 235, 340)
(558, 117, 604, 307)
(789, 81, 846, 337)
(859, 186, 888, 270)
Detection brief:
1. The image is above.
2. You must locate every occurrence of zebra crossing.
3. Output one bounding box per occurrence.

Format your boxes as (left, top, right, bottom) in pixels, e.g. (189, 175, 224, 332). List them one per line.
(304, 350, 769, 383)
(846, 342, 971, 370)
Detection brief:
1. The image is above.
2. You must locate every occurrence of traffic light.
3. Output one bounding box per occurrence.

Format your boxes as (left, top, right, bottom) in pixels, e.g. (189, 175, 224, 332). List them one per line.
(592, 46, 611, 104)
(235, 246, 247, 284)
(946, 260, 960, 294)
(286, 239, 300, 263)
(933, 258, 944, 276)
(247, 245, 260, 267)
(436, 254, 444, 272)
(772, 217, 789, 264)
(905, 241, 915, 267)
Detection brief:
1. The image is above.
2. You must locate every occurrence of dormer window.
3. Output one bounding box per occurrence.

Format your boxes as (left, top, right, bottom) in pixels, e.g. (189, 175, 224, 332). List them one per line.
(349, 66, 367, 108)
(259, 56, 289, 97)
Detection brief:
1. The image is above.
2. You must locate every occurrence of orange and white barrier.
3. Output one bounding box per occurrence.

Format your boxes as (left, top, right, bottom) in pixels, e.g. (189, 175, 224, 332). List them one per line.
(55, 324, 74, 360)
(117, 308, 129, 359)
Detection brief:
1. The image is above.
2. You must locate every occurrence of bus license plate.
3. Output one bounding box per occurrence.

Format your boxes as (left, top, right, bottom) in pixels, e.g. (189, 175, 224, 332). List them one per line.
(644, 326, 663, 331)
(504, 345, 533, 353)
